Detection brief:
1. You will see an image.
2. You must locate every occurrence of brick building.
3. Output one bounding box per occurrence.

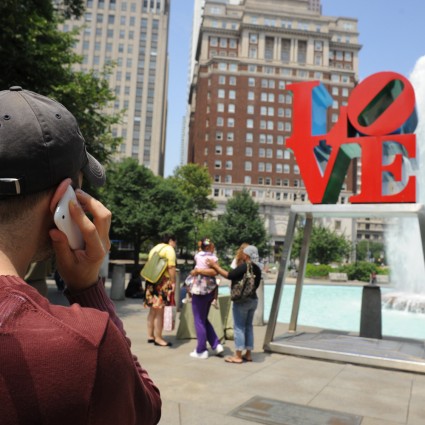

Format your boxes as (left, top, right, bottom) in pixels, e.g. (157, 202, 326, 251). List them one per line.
(187, 0, 362, 250)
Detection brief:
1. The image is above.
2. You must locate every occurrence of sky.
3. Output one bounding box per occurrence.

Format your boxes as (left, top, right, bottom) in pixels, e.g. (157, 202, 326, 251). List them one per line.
(164, 0, 425, 177)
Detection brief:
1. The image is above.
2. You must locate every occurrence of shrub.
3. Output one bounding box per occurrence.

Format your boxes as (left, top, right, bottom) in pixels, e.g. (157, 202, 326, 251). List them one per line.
(305, 263, 332, 278)
(339, 261, 377, 282)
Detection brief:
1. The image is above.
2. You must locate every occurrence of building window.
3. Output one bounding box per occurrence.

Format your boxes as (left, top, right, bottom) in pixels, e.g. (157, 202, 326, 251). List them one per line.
(265, 36, 274, 60)
(281, 38, 291, 63)
(297, 40, 307, 64)
(249, 46, 258, 59)
(245, 161, 252, 171)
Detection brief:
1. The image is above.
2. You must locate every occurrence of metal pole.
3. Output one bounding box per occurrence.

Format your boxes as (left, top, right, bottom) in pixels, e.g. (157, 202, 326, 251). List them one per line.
(288, 214, 313, 332)
(263, 209, 298, 348)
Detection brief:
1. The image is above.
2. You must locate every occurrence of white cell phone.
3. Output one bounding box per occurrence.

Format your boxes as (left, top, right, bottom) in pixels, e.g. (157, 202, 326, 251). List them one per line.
(53, 185, 84, 250)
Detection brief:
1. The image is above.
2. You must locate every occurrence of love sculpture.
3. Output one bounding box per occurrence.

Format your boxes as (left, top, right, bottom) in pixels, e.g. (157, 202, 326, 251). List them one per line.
(287, 72, 418, 204)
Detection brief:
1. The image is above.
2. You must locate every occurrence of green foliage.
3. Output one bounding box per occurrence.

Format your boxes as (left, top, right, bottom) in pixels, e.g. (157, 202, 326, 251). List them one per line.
(305, 263, 332, 278)
(291, 224, 351, 265)
(0, 0, 120, 175)
(100, 158, 195, 264)
(339, 261, 377, 282)
(355, 240, 385, 263)
(170, 164, 216, 217)
(210, 189, 269, 261)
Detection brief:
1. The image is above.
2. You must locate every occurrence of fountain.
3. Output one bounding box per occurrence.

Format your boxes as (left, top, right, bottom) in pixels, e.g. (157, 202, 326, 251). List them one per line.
(383, 55, 425, 312)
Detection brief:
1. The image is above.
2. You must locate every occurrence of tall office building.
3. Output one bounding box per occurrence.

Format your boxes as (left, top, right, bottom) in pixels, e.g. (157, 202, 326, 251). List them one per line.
(62, 0, 170, 176)
(187, 0, 362, 248)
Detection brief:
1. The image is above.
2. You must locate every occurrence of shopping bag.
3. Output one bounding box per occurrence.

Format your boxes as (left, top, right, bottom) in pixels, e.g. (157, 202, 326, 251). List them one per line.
(163, 305, 176, 331)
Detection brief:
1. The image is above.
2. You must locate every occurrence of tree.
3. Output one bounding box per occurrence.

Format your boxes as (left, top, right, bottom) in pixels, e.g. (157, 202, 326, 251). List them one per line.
(100, 159, 158, 264)
(0, 0, 120, 171)
(291, 224, 351, 265)
(356, 240, 385, 263)
(211, 190, 269, 261)
(170, 164, 216, 218)
(100, 158, 196, 264)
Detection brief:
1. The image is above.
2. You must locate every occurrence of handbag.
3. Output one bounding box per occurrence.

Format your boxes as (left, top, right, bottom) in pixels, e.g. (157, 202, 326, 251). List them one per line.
(231, 263, 256, 302)
(141, 245, 168, 283)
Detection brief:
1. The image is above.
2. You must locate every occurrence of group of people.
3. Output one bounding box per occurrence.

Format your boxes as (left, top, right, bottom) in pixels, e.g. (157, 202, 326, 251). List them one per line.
(143, 233, 262, 364)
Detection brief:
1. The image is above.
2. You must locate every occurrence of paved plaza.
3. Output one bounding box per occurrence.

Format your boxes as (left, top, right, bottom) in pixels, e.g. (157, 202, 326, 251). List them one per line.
(47, 278, 425, 425)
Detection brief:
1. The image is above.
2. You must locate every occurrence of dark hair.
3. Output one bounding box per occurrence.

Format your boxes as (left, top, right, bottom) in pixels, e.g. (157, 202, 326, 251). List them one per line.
(162, 233, 176, 244)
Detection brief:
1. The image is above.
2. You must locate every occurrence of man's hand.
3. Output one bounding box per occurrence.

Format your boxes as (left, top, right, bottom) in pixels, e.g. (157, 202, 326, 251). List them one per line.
(49, 188, 111, 293)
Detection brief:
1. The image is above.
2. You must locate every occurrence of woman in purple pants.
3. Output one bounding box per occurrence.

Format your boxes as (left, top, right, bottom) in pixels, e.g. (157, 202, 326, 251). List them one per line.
(188, 238, 224, 359)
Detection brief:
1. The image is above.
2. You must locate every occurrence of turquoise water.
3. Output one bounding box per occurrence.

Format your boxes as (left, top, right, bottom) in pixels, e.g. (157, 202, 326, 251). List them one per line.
(221, 284, 425, 340)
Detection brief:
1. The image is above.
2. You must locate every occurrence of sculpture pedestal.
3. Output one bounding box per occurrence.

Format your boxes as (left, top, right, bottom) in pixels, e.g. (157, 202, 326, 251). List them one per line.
(360, 285, 382, 339)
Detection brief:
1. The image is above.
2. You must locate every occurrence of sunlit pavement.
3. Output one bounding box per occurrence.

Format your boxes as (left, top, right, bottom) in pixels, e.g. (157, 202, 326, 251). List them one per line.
(47, 278, 425, 425)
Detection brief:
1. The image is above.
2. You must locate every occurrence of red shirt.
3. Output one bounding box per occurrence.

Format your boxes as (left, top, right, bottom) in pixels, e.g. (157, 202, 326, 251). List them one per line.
(0, 276, 161, 425)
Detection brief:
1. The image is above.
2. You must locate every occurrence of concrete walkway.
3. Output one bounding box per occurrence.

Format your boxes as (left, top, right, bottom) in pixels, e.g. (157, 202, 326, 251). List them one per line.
(47, 279, 425, 425)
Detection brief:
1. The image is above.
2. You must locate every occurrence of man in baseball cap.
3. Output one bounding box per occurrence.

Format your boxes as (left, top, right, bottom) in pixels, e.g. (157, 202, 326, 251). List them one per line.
(0, 87, 161, 424)
(0, 86, 105, 196)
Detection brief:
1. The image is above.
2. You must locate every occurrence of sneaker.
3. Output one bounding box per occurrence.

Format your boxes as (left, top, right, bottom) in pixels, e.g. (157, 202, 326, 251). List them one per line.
(214, 343, 224, 355)
(190, 350, 208, 359)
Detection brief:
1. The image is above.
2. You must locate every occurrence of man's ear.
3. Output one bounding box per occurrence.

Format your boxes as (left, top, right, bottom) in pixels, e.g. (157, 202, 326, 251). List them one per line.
(49, 178, 72, 214)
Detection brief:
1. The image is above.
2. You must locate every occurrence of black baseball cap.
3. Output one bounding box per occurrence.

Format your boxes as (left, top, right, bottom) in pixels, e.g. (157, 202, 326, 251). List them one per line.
(0, 86, 105, 196)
